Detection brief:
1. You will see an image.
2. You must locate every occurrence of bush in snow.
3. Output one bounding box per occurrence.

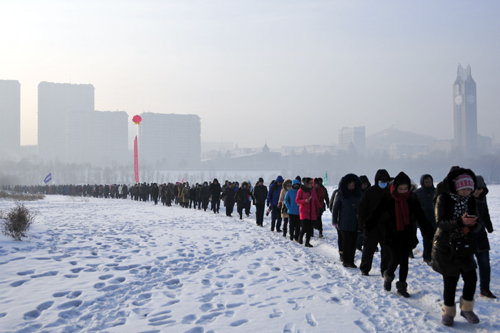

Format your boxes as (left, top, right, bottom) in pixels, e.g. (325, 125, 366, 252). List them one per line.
(0, 203, 36, 241)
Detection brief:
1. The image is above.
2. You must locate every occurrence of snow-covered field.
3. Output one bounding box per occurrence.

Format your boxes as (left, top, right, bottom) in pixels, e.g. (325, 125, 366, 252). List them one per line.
(1, 187, 499, 333)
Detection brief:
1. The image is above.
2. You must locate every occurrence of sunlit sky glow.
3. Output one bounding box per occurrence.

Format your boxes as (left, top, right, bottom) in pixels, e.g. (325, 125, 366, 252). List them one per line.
(2, 0, 500, 147)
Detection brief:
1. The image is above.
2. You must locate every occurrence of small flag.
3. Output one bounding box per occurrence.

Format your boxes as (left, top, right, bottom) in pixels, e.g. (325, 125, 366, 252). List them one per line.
(44, 173, 52, 184)
(181, 178, 185, 184)
(324, 171, 328, 186)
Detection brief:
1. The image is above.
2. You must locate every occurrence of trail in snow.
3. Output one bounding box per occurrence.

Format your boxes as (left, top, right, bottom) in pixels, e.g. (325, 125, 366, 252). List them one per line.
(0, 189, 499, 333)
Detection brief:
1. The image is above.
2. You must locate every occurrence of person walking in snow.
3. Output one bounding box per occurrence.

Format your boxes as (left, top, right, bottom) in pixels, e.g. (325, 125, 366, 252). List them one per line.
(278, 179, 293, 237)
(314, 178, 329, 238)
(267, 176, 284, 232)
(210, 179, 222, 214)
(358, 169, 391, 276)
(285, 179, 301, 241)
(222, 182, 236, 217)
(332, 174, 363, 268)
(235, 181, 252, 219)
(366, 172, 434, 297)
(414, 174, 436, 265)
(472, 175, 496, 299)
(433, 168, 481, 326)
(296, 177, 321, 248)
(252, 178, 268, 226)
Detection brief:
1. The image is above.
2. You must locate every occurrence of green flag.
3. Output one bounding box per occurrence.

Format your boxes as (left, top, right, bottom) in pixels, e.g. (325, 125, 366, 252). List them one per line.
(324, 171, 328, 186)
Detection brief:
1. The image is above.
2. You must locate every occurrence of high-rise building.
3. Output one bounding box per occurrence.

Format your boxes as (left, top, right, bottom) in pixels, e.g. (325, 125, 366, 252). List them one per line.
(339, 126, 365, 154)
(0, 80, 21, 156)
(138, 112, 201, 169)
(453, 64, 477, 157)
(38, 82, 94, 161)
(37, 82, 127, 165)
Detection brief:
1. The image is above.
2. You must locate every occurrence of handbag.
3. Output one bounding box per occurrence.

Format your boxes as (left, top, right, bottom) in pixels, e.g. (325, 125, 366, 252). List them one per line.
(449, 227, 476, 258)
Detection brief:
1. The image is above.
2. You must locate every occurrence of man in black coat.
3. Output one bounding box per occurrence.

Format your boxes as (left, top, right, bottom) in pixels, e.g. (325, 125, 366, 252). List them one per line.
(358, 169, 391, 276)
(414, 174, 436, 264)
(200, 182, 211, 211)
(151, 183, 159, 205)
(210, 179, 222, 214)
(252, 178, 268, 226)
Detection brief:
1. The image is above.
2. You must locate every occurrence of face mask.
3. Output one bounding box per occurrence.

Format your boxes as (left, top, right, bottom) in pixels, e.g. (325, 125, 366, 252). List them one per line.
(378, 181, 388, 189)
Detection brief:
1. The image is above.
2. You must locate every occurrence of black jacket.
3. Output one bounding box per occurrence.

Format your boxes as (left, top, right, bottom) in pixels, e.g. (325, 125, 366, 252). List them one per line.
(414, 174, 436, 229)
(200, 185, 211, 199)
(235, 182, 251, 206)
(366, 172, 434, 249)
(252, 184, 268, 205)
(332, 174, 362, 232)
(432, 168, 479, 277)
(358, 169, 390, 232)
(474, 175, 493, 252)
(210, 180, 222, 200)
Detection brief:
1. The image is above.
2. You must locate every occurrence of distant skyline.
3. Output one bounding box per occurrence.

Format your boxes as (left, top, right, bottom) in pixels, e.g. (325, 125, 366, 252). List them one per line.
(2, 0, 500, 147)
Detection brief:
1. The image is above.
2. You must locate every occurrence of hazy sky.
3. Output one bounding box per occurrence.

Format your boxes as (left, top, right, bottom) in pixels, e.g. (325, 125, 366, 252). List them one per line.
(2, 0, 500, 147)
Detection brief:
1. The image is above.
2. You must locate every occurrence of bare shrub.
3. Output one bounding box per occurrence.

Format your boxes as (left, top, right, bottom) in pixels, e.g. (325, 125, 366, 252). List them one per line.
(0, 191, 44, 201)
(0, 203, 36, 241)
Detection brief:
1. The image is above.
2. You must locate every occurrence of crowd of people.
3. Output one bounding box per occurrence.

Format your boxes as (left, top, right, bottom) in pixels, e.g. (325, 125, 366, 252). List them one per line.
(1, 166, 496, 327)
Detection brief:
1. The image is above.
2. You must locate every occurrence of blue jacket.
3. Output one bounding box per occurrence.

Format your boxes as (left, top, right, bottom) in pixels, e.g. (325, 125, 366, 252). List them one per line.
(284, 179, 300, 215)
(332, 174, 362, 232)
(267, 175, 284, 206)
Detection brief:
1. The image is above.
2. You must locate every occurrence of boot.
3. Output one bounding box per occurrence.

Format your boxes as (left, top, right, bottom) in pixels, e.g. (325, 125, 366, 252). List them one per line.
(441, 304, 456, 326)
(460, 297, 480, 324)
(383, 271, 394, 292)
(396, 281, 410, 298)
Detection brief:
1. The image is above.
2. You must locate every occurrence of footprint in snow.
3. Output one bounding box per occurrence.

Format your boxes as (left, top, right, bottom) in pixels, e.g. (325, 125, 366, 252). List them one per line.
(67, 291, 82, 299)
(109, 277, 126, 284)
(17, 270, 35, 276)
(306, 313, 318, 326)
(182, 314, 197, 324)
(283, 323, 296, 333)
(99, 274, 114, 280)
(58, 300, 82, 310)
(184, 327, 204, 333)
(200, 303, 213, 312)
(311, 274, 322, 279)
(31, 271, 58, 278)
(269, 309, 284, 318)
(230, 319, 249, 327)
(10, 280, 29, 287)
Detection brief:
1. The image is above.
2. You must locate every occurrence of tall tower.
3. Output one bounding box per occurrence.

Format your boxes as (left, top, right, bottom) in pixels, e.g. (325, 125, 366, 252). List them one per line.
(0, 80, 21, 156)
(453, 64, 477, 157)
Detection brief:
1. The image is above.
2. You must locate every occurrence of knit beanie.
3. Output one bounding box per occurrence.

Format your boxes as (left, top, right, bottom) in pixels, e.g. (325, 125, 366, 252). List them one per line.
(454, 174, 474, 191)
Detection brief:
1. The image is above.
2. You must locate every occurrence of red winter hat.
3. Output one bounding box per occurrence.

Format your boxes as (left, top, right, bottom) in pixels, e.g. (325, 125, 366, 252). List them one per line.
(454, 174, 474, 191)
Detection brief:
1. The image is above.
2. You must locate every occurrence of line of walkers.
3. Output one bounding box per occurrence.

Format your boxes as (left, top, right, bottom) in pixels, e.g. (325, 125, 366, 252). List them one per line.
(333, 167, 495, 327)
(5, 167, 495, 327)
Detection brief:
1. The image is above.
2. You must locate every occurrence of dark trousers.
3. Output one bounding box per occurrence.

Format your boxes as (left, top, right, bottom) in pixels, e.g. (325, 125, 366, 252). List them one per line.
(282, 217, 289, 236)
(475, 251, 491, 290)
(360, 226, 389, 275)
(212, 199, 220, 213)
(386, 247, 410, 282)
(422, 233, 433, 262)
(356, 231, 364, 251)
(299, 219, 314, 245)
(226, 202, 234, 216)
(202, 198, 209, 211)
(289, 214, 300, 240)
(443, 269, 477, 306)
(255, 204, 265, 225)
(337, 227, 343, 254)
(315, 214, 323, 235)
(153, 196, 158, 205)
(189, 199, 195, 208)
(271, 206, 282, 231)
(237, 204, 245, 218)
(341, 230, 358, 265)
(245, 202, 251, 216)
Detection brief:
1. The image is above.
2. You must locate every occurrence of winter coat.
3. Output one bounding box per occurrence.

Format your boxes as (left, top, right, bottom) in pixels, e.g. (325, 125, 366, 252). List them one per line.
(296, 185, 322, 221)
(152, 185, 159, 198)
(278, 179, 292, 218)
(222, 187, 235, 205)
(358, 169, 391, 232)
(332, 174, 362, 232)
(366, 172, 434, 250)
(432, 168, 479, 277)
(267, 176, 284, 207)
(414, 174, 436, 229)
(474, 175, 493, 252)
(284, 180, 301, 215)
(314, 180, 326, 216)
(200, 185, 211, 199)
(235, 182, 251, 207)
(182, 187, 190, 203)
(189, 188, 197, 200)
(252, 184, 268, 205)
(210, 180, 222, 200)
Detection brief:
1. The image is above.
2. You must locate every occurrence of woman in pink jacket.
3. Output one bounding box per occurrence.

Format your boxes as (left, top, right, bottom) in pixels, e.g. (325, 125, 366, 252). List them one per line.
(296, 177, 322, 247)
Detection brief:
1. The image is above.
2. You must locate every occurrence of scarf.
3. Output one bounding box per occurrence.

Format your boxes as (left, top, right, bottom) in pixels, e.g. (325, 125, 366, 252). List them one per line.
(391, 185, 411, 231)
(450, 193, 470, 219)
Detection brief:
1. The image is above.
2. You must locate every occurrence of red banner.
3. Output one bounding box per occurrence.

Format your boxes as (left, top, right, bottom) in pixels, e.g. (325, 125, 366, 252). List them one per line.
(134, 136, 139, 183)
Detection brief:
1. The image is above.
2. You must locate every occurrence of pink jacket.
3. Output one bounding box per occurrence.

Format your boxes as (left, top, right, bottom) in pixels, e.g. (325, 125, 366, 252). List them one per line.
(296, 187, 321, 221)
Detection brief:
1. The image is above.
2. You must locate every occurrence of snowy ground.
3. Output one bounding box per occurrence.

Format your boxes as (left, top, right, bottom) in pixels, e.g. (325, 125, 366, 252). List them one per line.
(0, 187, 499, 333)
